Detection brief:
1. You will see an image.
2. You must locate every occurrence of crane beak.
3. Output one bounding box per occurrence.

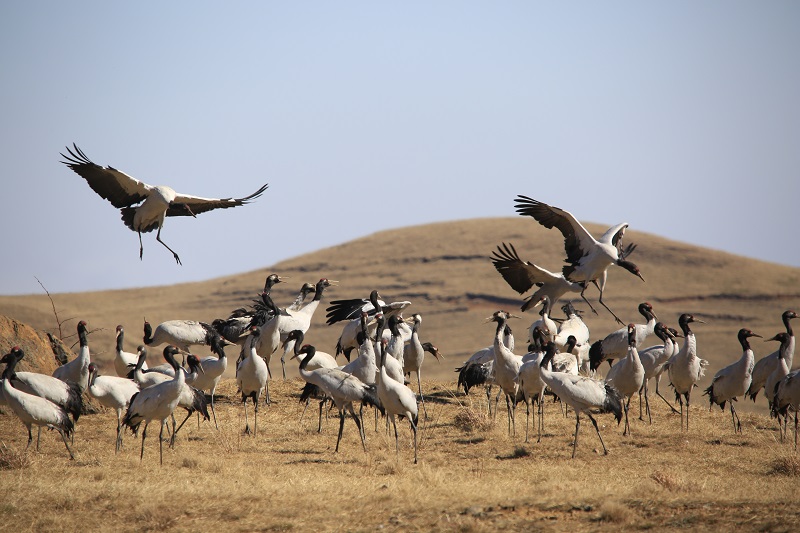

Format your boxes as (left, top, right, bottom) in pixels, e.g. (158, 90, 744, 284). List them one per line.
(197, 361, 206, 374)
(508, 314, 522, 320)
(327, 280, 339, 285)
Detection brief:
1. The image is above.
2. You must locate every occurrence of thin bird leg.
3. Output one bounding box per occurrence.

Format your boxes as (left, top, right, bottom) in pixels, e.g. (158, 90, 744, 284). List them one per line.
(299, 398, 310, 424)
(159, 420, 165, 466)
(210, 392, 218, 430)
(410, 417, 418, 464)
(571, 412, 581, 459)
(155, 226, 182, 266)
(592, 281, 624, 325)
(686, 390, 692, 431)
(794, 411, 798, 451)
(730, 402, 742, 434)
(391, 415, 400, 454)
(138, 230, 144, 260)
(57, 428, 75, 460)
(677, 394, 685, 432)
(335, 409, 346, 453)
(623, 397, 631, 436)
(25, 426, 33, 452)
(579, 284, 600, 316)
(538, 395, 544, 443)
(172, 410, 194, 447)
(243, 398, 251, 435)
(349, 404, 367, 452)
(587, 412, 609, 455)
(318, 398, 325, 433)
(254, 397, 259, 437)
(644, 383, 652, 425)
(655, 377, 681, 414)
(638, 386, 644, 421)
(524, 396, 531, 443)
(417, 369, 427, 419)
(140, 421, 149, 462)
(116, 415, 123, 453)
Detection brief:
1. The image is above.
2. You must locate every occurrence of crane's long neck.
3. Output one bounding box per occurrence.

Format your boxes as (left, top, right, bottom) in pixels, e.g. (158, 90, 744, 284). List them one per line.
(116, 331, 124, 354)
(784, 314, 795, 337)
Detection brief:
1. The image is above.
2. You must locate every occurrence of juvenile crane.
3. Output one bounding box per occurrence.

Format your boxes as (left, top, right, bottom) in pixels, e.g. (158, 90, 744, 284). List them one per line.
(61, 143, 268, 265)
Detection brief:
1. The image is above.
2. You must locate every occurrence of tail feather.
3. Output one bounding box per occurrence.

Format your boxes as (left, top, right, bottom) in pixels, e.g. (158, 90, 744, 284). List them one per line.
(602, 383, 624, 424)
(299, 382, 324, 403)
(456, 362, 491, 394)
(65, 381, 84, 422)
(361, 384, 385, 416)
(191, 387, 211, 421)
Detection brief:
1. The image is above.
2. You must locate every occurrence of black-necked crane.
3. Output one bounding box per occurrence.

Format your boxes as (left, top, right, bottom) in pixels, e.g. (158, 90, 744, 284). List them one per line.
(182, 334, 228, 429)
(589, 302, 658, 371)
(293, 344, 382, 454)
(53, 320, 91, 392)
(114, 325, 147, 377)
(212, 274, 288, 345)
(122, 346, 185, 465)
(376, 339, 419, 463)
(1, 347, 84, 424)
(86, 362, 140, 453)
(61, 143, 268, 265)
(256, 278, 336, 378)
(326, 290, 411, 361)
(637, 322, 680, 423)
(370, 314, 406, 384)
(666, 313, 706, 431)
(402, 314, 442, 418)
(538, 341, 624, 458)
(747, 310, 797, 402)
(491, 242, 584, 311)
(554, 302, 591, 350)
(518, 339, 547, 443)
(527, 296, 558, 343)
(762, 333, 793, 440)
(771, 369, 800, 449)
(704, 328, 761, 433)
(143, 319, 224, 361)
(454, 323, 514, 415)
(283, 330, 340, 431)
(514, 195, 644, 325)
(236, 327, 269, 436)
(487, 310, 524, 435)
(341, 313, 378, 386)
(129, 346, 172, 389)
(604, 324, 645, 436)
(1, 351, 75, 460)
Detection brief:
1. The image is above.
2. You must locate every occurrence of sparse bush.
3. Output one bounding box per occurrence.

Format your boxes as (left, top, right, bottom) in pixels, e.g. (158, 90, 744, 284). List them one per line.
(0, 444, 30, 470)
(453, 406, 493, 433)
(769, 455, 800, 477)
(597, 501, 634, 524)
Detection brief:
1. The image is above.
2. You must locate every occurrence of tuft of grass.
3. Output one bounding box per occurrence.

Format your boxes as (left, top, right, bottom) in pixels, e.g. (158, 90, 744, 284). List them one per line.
(596, 501, 634, 524)
(0, 443, 31, 470)
(181, 457, 199, 469)
(453, 406, 493, 433)
(651, 470, 685, 491)
(769, 454, 800, 476)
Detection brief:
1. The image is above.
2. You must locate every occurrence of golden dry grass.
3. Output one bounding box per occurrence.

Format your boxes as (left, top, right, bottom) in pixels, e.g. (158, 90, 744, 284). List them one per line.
(2, 217, 800, 530)
(1, 378, 800, 532)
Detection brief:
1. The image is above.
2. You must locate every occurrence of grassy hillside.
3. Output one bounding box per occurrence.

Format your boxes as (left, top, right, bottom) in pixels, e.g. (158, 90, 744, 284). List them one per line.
(1, 217, 799, 412)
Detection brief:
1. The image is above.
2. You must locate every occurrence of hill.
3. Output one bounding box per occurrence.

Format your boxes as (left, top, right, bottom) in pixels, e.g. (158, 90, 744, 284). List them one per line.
(1, 217, 798, 412)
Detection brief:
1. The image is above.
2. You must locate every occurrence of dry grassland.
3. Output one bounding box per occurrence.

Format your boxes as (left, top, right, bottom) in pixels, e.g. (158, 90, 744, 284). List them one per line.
(1, 217, 800, 531)
(1, 377, 799, 532)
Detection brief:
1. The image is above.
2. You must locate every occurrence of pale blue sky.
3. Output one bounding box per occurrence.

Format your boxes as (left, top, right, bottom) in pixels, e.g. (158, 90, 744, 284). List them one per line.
(1, 2, 797, 296)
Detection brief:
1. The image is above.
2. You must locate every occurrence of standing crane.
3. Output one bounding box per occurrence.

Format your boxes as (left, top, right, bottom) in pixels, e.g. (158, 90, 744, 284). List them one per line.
(376, 340, 419, 463)
(236, 328, 269, 437)
(589, 303, 658, 371)
(667, 314, 706, 431)
(537, 341, 623, 458)
(703, 328, 761, 433)
(122, 346, 185, 465)
(747, 310, 797, 402)
(60, 143, 268, 265)
(402, 314, 442, 418)
(53, 320, 91, 392)
(514, 195, 644, 324)
(604, 324, 645, 436)
(86, 362, 140, 453)
(2, 352, 75, 460)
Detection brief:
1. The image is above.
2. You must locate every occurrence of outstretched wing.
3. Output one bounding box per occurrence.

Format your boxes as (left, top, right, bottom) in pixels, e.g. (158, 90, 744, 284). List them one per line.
(491, 242, 560, 295)
(171, 183, 269, 217)
(514, 195, 596, 264)
(61, 144, 151, 208)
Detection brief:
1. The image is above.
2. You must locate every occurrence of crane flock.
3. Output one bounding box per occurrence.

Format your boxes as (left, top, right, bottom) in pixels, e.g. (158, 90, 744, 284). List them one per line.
(2, 186, 799, 467)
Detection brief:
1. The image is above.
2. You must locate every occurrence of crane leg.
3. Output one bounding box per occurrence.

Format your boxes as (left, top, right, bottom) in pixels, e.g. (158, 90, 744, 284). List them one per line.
(538, 395, 544, 443)
(730, 402, 742, 434)
(25, 427, 33, 453)
(571, 412, 581, 459)
(172, 410, 194, 447)
(210, 392, 218, 430)
(622, 397, 631, 436)
(335, 410, 346, 453)
(638, 386, 644, 421)
(524, 395, 531, 443)
(417, 370, 427, 420)
(57, 428, 75, 460)
(280, 356, 287, 380)
(686, 390, 692, 431)
(410, 417, 418, 464)
(592, 281, 624, 325)
(391, 415, 400, 454)
(644, 383, 652, 425)
(655, 376, 680, 414)
(140, 421, 149, 463)
(578, 284, 600, 316)
(116, 416, 123, 453)
(243, 397, 251, 435)
(349, 405, 367, 452)
(159, 421, 165, 466)
(138, 230, 144, 261)
(587, 412, 608, 455)
(155, 226, 182, 266)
